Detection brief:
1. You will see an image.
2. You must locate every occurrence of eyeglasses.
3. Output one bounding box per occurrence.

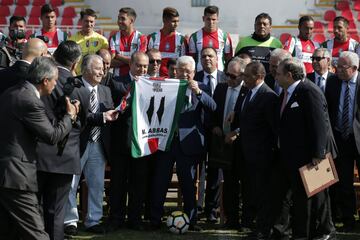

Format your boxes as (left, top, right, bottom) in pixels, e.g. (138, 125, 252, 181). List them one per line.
(226, 72, 241, 79)
(337, 65, 352, 70)
(149, 59, 162, 64)
(311, 56, 326, 61)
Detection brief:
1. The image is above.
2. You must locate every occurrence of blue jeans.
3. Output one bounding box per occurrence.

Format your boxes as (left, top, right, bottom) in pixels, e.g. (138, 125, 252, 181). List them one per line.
(64, 142, 106, 228)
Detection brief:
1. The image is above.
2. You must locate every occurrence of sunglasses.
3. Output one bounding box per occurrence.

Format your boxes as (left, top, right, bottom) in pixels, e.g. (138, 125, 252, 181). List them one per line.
(311, 56, 326, 61)
(149, 59, 162, 64)
(226, 73, 239, 79)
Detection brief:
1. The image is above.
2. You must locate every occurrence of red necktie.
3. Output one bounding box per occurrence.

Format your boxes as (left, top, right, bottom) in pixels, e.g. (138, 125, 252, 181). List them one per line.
(280, 90, 288, 116)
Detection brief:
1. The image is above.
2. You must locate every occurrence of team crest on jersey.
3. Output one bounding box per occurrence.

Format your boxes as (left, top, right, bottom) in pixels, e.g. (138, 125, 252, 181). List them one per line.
(93, 41, 99, 47)
(339, 48, 343, 54)
(306, 44, 311, 52)
(132, 43, 138, 50)
(208, 40, 213, 47)
(86, 40, 90, 48)
(165, 42, 170, 51)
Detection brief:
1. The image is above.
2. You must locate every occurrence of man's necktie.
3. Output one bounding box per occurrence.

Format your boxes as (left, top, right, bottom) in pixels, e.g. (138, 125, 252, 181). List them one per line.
(207, 75, 213, 95)
(242, 89, 252, 112)
(223, 88, 235, 133)
(90, 89, 101, 142)
(341, 82, 351, 139)
(280, 90, 288, 117)
(317, 76, 325, 93)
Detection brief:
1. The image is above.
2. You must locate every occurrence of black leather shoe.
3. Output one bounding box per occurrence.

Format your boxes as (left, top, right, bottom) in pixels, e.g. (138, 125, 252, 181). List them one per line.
(206, 212, 218, 223)
(313, 232, 336, 240)
(128, 223, 145, 231)
(86, 224, 106, 234)
(146, 223, 161, 231)
(64, 225, 78, 236)
(221, 221, 240, 230)
(106, 221, 123, 232)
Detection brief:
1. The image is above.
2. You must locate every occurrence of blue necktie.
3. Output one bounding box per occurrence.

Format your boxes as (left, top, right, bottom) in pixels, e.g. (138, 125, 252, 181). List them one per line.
(242, 89, 252, 112)
(341, 82, 350, 139)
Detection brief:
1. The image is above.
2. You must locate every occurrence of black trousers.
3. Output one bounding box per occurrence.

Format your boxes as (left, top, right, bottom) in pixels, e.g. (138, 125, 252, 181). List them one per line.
(0, 187, 49, 240)
(108, 153, 149, 226)
(37, 171, 73, 240)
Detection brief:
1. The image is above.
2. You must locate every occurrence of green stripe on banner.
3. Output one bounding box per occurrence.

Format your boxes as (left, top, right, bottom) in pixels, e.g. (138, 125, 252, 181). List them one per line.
(130, 81, 142, 158)
(164, 79, 188, 151)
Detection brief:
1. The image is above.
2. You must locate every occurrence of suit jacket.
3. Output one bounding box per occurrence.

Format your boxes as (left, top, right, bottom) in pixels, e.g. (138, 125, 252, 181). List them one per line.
(0, 81, 72, 192)
(264, 74, 276, 91)
(325, 73, 360, 155)
(109, 74, 132, 156)
(36, 68, 90, 175)
(80, 82, 114, 159)
(0, 60, 30, 95)
(239, 82, 278, 167)
(307, 71, 334, 90)
(194, 70, 227, 96)
(279, 80, 329, 171)
(178, 90, 217, 156)
(211, 82, 248, 131)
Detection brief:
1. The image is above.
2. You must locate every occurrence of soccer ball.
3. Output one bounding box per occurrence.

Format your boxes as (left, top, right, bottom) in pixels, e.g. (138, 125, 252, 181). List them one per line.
(166, 211, 190, 234)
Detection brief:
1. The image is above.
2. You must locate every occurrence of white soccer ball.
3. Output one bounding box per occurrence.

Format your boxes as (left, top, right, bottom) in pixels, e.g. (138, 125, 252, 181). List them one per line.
(166, 211, 190, 234)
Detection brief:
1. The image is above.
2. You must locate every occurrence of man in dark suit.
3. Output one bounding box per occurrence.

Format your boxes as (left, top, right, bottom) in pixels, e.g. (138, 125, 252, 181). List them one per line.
(325, 51, 360, 232)
(0, 57, 78, 240)
(231, 62, 278, 237)
(150, 56, 216, 231)
(107, 52, 150, 231)
(307, 48, 333, 93)
(194, 46, 226, 222)
(276, 58, 335, 239)
(210, 57, 248, 228)
(0, 38, 48, 95)
(265, 48, 291, 95)
(64, 55, 118, 234)
(35, 41, 89, 240)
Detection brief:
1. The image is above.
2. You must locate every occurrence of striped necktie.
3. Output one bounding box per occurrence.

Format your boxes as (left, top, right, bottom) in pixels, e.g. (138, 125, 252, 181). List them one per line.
(341, 82, 351, 139)
(90, 88, 101, 142)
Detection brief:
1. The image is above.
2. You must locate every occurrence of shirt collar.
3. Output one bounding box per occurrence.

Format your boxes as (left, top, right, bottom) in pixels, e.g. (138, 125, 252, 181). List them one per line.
(82, 77, 98, 93)
(229, 81, 243, 92)
(348, 71, 358, 84)
(250, 81, 264, 95)
(315, 71, 328, 81)
(57, 65, 71, 72)
(204, 69, 218, 80)
(18, 59, 31, 65)
(286, 80, 301, 96)
(26, 81, 40, 99)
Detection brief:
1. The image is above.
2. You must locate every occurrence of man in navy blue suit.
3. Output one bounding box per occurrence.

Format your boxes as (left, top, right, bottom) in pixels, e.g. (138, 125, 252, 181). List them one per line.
(149, 56, 216, 231)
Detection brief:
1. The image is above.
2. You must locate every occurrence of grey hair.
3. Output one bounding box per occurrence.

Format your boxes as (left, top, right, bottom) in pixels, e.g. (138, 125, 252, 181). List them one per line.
(28, 57, 58, 84)
(339, 51, 359, 68)
(227, 57, 247, 72)
(81, 54, 103, 75)
(176, 56, 195, 70)
(280, 58, 305, 81)
(270, 48, 292, 61)
(313, 48, 332, 61)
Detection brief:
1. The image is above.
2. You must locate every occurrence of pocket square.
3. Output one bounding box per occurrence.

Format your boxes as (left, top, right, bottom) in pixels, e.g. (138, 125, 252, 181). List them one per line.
(290, 102, 299, 108)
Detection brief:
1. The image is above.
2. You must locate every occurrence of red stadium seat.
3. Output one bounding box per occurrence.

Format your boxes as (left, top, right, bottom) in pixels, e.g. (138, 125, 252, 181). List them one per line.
(27, 17, 40, 26)
(62, 6, 76, 18)
(336, 1, 351, 10)
(355, 0, 360, 11)
(313, 34, 326, 44)
(25, 30, 33, 38)
(29, 6, 42, 18)
(50, 0, 63, 7)
(341, 10, 354, 21)
(327, 21, 334, 33)
(314, 21, 325, 33)
(17, 0, 30, 6)
(60, 17, 73, 26)
(324, 10, 337, 22)
(349, 21, 358, 33)
(351, 33, 360, 41)
(0, 16, 7, 25)
(279, 32, 292, 45)
(32, 0, 46, 6)
(13, 6, 27, 17)
(0, 6, 10, 17)
(0, 0, 14, 5)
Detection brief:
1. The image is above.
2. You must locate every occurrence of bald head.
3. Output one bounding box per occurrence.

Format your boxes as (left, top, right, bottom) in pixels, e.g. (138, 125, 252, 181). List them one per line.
(22, 38, 48, 62)
(97, 48, 112, 75)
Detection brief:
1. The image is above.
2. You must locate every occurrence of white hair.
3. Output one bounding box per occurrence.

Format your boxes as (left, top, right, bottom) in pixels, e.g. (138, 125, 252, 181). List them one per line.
(270, 48, 292, 61)
(313, 47, 332, 60)
(339, 51, 359, 68)
(81, 54, 103, 75)
(176, 56, 195, 70)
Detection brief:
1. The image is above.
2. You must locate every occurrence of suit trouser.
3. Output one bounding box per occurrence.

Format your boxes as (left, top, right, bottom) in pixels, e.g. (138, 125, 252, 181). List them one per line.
(108, 153, 149, 225)
(331, 133, 359, 225)
(204, 166, 222, 215)
(222, 167, 241, 224)
(0, 187, 49, 240)
(64, 142, 106, 228)
(150, 138, 200, 225)
(37, 171, 73, 240)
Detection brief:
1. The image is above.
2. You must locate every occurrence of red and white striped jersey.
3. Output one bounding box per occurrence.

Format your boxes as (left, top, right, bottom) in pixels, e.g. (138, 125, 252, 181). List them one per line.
(284, 36, 320, 74)
(188, 28, 233, 71)
(147, 30, 188, 77)
(321, 38, 359, 65)
(109, 30, 148, 76)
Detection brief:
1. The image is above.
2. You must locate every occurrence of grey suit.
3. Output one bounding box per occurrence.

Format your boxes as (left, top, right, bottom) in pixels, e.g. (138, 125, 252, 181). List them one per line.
(0, 81, 73, 240)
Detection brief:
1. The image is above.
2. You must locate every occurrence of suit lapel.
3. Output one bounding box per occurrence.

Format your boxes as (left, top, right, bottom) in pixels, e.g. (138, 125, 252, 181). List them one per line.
(281, 81, 302, 119)
(234, 84, 248, 112)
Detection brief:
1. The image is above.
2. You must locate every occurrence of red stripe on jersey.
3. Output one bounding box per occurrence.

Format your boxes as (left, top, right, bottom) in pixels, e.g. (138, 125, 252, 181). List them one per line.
(300, 39, 316, 73)
(42, 29, 59, 48)
(202, 30, 219, 49)
(332, 39, 350, 57)
(158, 31, 177, 76)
